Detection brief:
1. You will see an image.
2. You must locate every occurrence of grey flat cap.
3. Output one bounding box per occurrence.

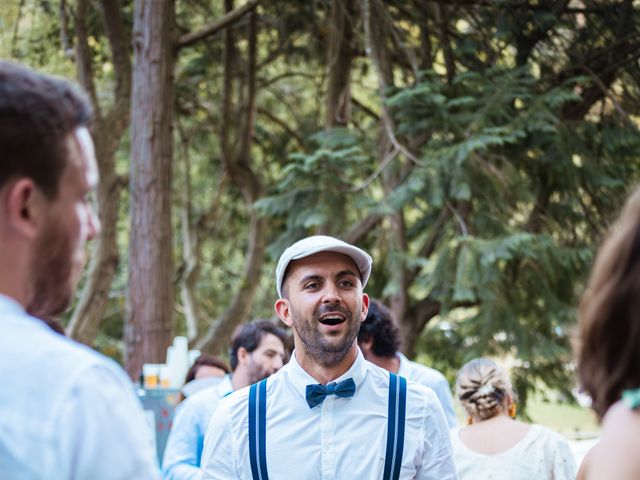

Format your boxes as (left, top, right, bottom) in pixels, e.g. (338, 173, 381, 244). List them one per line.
(275, 235, 372, 298)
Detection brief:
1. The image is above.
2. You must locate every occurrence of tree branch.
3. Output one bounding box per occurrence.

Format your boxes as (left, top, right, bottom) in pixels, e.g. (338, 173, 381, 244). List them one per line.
(177, 0, 262, 51)
(257, 107, 306, 150)
(344, 213, 384, 244)
(75, 0, 101, 118)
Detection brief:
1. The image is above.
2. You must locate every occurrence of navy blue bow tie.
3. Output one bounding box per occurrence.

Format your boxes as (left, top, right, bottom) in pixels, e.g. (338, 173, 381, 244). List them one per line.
(305, 377, 356, 408)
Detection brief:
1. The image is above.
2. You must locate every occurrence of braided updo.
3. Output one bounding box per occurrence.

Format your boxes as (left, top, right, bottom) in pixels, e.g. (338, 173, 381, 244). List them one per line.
(456, 358, 514, 421)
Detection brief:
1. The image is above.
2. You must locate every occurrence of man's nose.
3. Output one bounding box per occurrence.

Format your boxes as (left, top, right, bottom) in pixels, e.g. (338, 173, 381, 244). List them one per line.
(322, 284, 341, 303)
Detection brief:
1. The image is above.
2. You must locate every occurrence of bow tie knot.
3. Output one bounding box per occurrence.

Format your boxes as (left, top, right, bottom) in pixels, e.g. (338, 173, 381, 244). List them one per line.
(305, 377, 356, 409)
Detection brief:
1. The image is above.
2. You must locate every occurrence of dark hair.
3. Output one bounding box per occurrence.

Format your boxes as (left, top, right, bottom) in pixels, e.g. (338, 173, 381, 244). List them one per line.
(358, 298, 401, 357)
(578, 186, 640, 419)
(0, 61, 92, 199)
(229, 321, 288, 371)
(184, 354, 230, 384)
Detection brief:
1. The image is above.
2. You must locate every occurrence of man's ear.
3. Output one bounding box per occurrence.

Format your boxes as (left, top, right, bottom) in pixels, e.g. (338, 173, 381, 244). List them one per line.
(360, 293, 370, 321)
(236, 346, 249, 366)
(359, 337, 374, 356)
(4, 179, 44, 239)
(275, 298, 293, 327)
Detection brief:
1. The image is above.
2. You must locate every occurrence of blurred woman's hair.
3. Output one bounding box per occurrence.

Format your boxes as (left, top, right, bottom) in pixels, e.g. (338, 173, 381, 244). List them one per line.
(184, 354, 230, 385)
(578, 187, 640, 419)
(456, 358, 513, 421)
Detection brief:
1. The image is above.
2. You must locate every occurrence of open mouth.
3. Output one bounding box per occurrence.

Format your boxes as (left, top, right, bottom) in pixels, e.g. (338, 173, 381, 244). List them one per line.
(319, 315, 346, 326)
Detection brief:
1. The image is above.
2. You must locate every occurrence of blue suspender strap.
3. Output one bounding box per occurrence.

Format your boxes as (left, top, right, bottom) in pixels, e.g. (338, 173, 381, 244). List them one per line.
(248, 379, 269, 480)
(248, 383, 259, 480)
(383, 372, 407, 480)
(394, 375, 407, 480)
(257, 379, 269, 479)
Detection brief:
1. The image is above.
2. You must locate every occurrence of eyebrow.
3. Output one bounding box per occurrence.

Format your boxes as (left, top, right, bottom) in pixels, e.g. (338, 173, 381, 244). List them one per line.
(335, 269, 358, 279)
(264, 349, 283, 356)
(297, 269, 359, 287)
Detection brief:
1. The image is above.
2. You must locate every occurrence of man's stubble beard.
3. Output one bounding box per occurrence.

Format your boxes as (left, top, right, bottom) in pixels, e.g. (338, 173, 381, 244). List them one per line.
(27, 217, 75, 319)
(247, 357, 271, 385)
(291, 302, 362, 368)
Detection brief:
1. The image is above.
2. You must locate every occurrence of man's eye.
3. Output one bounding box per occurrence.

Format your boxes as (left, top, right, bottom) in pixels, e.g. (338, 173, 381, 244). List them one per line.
(339, 280, 354, 288)
(305, 282, 320, 290)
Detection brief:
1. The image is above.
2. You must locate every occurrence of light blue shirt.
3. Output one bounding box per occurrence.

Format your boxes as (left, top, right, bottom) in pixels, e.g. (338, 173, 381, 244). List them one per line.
(397, 352, 459, 428)
(0, 294, 160, 480)
(162, 375, 233, 479)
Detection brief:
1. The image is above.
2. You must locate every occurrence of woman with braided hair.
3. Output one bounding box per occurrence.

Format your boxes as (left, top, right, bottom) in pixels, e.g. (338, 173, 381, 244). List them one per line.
(449, 358, 576, 479)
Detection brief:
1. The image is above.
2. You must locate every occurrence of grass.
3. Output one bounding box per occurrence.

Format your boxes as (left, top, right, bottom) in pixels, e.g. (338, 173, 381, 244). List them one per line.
(526, 395, 600, 438)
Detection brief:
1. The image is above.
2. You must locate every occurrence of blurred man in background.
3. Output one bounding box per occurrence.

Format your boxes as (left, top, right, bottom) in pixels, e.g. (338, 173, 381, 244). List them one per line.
(162, 321, 287, 479)
(358, 298, 459, 428)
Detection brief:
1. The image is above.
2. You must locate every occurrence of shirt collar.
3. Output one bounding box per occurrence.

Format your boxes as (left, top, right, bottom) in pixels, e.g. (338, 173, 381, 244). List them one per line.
(396, 351, 410, 376)
(284, 347, 368, 402)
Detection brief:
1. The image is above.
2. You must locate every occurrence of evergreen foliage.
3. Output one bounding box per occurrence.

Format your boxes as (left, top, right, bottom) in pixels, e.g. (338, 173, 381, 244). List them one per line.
(3, 0, 640, 404)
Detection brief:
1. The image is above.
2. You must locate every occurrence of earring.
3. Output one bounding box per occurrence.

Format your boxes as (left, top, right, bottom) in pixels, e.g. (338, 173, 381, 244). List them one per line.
(466, 415, 473, 425)
(508, 403, 517, 419)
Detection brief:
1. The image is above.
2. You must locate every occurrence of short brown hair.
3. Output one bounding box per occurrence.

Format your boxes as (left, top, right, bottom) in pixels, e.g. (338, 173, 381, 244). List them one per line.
(358, 299, 401, 357)
(229, 321, 288, 371)
(578, 186, 640, 419)
(0, 61, 92, 198)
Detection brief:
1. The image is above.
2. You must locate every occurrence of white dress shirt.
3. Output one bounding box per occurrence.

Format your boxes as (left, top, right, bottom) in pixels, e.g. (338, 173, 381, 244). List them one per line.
(162, 375, 233, 479)
(0, 294, 160, 480)
(397, 353, 458, 428)
(201, 349, 458, 479)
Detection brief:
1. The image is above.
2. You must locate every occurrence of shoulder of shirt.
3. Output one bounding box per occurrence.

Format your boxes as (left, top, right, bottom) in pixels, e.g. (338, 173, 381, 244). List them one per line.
(30, 315, 124, 377)
(14, 312, 132, 397)
(403, 357, 448, 383)
(192, 381, 229, 401)
(213, 368, 290, 417)
(529, 424, 571, 446)
(362, 360, 439, 402)
(177, 385, 217, 412)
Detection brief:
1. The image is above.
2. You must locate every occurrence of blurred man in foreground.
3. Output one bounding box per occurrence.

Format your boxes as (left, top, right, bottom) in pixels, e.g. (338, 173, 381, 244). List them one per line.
(0, 61, 160, 479)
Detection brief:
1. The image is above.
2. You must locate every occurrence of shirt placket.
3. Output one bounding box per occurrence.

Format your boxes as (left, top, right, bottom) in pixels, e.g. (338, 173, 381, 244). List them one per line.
(320, 395, 336, 479)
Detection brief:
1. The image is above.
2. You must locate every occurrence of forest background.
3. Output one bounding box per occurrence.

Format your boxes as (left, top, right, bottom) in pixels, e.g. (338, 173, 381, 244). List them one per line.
(2, 0, 640, 413)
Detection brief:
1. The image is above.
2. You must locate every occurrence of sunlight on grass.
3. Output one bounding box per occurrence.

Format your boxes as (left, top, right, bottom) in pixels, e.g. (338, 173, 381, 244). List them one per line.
(527, 396, 599, 438)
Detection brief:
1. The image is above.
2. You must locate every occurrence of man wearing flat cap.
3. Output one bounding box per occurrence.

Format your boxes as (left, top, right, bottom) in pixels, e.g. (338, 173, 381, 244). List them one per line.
(201, 235, 457, 479)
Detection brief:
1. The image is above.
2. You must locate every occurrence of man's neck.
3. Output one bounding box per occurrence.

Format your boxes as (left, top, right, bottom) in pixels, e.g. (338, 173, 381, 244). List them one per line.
(0, 245, 30, 308)
(0, 284, 26, 309)
(295, 343, 359, 385)
(230, 370, 247, 391)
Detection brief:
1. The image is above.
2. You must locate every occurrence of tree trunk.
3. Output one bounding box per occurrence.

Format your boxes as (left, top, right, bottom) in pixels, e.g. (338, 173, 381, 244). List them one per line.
(325, 0, 355, 128)
(194, 7, 267, 354)
(126, 0, 175, 379)
(68, 0, 130, 345)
